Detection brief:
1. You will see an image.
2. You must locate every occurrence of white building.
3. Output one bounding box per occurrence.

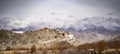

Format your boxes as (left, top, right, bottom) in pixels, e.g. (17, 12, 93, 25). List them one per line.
(67, 34, 74, 39)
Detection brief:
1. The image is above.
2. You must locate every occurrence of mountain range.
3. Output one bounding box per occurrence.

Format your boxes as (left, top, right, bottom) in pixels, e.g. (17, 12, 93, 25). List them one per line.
(0, 17, 120, 32)
(0, 17, 120, 45)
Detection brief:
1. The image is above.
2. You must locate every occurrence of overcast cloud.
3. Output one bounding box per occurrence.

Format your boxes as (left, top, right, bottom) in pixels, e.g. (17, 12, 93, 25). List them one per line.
(0, 0, 120, 18)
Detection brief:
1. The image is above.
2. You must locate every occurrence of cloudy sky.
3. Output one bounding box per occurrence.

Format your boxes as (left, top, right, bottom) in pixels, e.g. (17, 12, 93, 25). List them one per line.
(0, 0, 120, 30)
(0, 0, 120, 18)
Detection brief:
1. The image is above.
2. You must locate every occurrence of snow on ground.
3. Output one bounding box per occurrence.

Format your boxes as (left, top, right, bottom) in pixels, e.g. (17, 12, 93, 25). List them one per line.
(12, 31, 24, 33)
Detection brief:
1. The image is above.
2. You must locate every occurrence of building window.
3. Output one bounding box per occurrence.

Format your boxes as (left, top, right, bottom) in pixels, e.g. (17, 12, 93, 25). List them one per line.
(54, 36, 57, 38)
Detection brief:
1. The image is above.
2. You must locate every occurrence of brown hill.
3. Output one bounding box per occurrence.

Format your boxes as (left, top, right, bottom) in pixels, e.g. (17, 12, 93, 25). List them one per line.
(0, 28, 80, 50)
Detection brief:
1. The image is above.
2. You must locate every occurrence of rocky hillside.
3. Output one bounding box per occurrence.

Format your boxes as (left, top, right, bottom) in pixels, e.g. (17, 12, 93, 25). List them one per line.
(0, 29, 23, 47)
(113, 34, 120, 41)
(74, 31, 117, 44)
(0, 28, 80, 49)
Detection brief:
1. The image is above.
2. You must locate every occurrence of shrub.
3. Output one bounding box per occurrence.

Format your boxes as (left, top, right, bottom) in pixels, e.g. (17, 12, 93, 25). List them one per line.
(6, 46, 11, 51)
(31, 44, 36, 53)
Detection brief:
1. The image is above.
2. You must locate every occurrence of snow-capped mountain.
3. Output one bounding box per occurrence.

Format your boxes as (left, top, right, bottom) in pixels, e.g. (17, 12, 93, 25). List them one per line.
(79, 17, 120, 31)
(0, 17, 120, 34)
(0, 17, 30, 30)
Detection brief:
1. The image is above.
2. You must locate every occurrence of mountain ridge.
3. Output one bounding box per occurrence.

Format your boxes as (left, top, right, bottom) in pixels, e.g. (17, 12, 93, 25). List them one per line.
(0, 17, 120, 32)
